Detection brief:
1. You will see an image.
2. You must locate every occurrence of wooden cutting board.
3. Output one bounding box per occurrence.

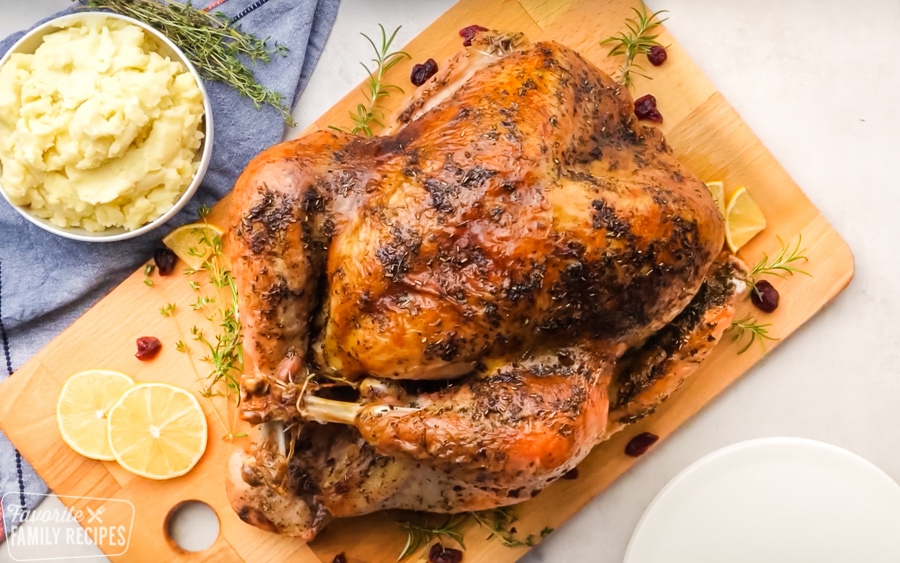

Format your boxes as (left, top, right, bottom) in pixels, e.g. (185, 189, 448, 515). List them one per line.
(0, 0, 853, 561)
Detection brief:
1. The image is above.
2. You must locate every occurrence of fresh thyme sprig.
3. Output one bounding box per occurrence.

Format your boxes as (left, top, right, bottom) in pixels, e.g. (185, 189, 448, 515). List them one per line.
(163, 205, 245, 440)
(193, 208, 244, 438)
(397, 513, 468, 560)
(143, 262, 156, 286)
(84, 0, 293, 124)
(330, 25, 409, 136)
(600, 5, 668, 88)
(749, 235, 810, 283)
(728, 315, 778, 355)
(470, 507, 551, 548)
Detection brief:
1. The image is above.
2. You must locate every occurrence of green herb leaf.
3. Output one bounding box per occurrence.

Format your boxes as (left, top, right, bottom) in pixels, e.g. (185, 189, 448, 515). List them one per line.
(600, 5, 668, 88)
(749, 234, 810, 282)
(470, 507, 543, 548)
(330, 25, 409, 136)
(165, 214, 245, 440)
(396, 513, 468, 560)
(727, 315, 778, 354)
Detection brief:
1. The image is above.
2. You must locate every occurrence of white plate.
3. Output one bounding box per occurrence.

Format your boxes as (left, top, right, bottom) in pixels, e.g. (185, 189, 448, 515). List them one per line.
(625, 437, 900, 563)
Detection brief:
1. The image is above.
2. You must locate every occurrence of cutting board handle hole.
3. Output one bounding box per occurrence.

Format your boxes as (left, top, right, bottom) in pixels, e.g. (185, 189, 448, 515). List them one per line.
(164, 500, 219, 553)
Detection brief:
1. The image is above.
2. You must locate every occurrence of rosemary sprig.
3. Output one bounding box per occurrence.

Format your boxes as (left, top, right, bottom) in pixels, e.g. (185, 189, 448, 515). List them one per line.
(600, 5, 668, 88)
(397, 513, 468, 561)
(330, 25, 409, 136)
(749, 235, 810, 282)
(728, 315, 778, 354)
(396, 507, 552, 558)
(84, 0, 293, 124)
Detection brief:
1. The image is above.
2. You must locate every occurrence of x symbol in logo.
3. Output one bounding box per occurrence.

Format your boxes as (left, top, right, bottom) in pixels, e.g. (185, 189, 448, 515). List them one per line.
(86, 506, 105, 524)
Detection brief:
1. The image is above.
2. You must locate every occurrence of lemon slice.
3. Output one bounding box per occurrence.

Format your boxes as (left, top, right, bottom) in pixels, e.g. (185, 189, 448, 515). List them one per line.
(725, 186, 767, 253)
(162, 223, 224, 270)
(57, 370, 135, 461)
(705, 180, 726, 217)
(107, 383, 208, 480)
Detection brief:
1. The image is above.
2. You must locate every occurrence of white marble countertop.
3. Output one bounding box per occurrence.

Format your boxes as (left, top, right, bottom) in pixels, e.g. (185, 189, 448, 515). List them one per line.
(2, 0, 899, 561)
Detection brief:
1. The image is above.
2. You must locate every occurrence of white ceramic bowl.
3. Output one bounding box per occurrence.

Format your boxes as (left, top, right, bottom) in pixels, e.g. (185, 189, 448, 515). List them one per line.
(0, 11, 214, 242)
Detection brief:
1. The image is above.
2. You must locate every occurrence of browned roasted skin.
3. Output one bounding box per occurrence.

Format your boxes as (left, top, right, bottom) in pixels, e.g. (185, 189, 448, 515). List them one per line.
(227, 38, 731, 538)
(229, 133, 342, 422)
(231, 40, 722, 392)
(227, 262, 747, 536)
(608, 252, 749, 430)
(356, 341, 615, 486)
(321, 45, 722, 382)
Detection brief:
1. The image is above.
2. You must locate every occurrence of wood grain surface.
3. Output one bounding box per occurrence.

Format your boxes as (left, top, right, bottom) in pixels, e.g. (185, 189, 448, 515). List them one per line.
(0, 0, 853, 561)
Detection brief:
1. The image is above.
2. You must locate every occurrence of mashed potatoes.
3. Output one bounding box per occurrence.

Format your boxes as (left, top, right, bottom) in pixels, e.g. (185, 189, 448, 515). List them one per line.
(0, 17, 205, 232)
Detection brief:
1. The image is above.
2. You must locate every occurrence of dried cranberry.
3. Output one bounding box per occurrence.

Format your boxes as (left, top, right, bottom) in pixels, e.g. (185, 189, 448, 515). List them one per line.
(625, 432, 659, 457)
(751, 280, 780, 313)
(331, 553, 347, 563)
(562, 467, 579, 480)
(135, 336, 162, 361)
(154, 248, 177, 276)
(429, 544, 463, 563)
(459, 25, 488, 47)
(647, 45, 668, 66)
(634, 94, 663, 123)
(411, 58, 439, 86)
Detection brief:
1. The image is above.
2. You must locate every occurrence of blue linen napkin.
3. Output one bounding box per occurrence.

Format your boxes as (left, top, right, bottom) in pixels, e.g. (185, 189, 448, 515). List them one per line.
(0, 0, 338, 540)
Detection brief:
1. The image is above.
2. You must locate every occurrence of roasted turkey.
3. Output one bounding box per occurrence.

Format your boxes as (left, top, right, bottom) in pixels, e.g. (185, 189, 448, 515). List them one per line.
(225, 31, 748, 540)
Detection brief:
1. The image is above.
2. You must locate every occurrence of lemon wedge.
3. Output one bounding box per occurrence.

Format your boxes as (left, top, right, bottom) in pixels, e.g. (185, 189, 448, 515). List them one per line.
(704, 180, 726, 218)
(162, 223, 224, 270)
(57, 369, 135, 461)
(107, 383, 208, 480)
(724, 186, 767, 253)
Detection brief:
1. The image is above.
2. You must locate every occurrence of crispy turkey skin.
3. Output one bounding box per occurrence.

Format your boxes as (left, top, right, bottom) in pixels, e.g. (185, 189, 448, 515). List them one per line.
(226, 35, 745, 539)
